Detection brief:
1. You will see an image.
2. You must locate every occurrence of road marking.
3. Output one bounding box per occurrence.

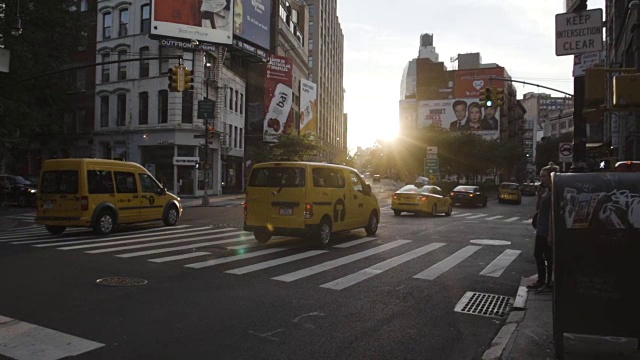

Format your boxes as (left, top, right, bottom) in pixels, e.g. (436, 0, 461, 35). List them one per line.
(413, 245, 482, 280)
(225, 250, 328, 274)
(23, 226, 192, 246)
(504, 217, 519, 222)
(333, 237, 377, 248)
(453, 213, 472, 217)
(85, 231, 247, 254)
(116, 235, 255, 257)
(147, 251, 211, 263)
(467, 214, 488, 219)
(522, 219, 532, 223)
(485, 215, 504, 220)
(0, 229, 88, 243)
(272, 240, 411, 282)
(57, 227, 234, 250)
(185, 248, 290, 269)
(320, 242, 446, 290)
(479, 249, 522, 277)
(0, 315, 104, 360)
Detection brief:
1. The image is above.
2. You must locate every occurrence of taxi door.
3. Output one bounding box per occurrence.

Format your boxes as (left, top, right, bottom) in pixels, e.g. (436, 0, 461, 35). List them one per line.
(138, 172, 166, 221)
(310, 167, 349, 232)
(113, 171, 140, 224)
(347, 170, 368, 228)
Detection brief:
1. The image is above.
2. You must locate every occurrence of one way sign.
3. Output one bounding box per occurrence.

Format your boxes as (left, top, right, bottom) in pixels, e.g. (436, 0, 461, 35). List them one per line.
(559, 142, 573, 162)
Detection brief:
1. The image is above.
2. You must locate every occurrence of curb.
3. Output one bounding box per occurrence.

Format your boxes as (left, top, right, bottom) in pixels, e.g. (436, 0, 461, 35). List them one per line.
(481, 282, 530, 360)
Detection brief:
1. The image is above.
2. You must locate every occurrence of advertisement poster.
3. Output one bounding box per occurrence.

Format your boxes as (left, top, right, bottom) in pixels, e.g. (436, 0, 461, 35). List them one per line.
(399, 99, 417, 129)
(233, 0, 271, 49)
(454, 68, 506, 98)
(152, 0, 234, 45)
(417, 99, 500, 140)
(263, 55, 293, 142)
(299, 79, 318, 137)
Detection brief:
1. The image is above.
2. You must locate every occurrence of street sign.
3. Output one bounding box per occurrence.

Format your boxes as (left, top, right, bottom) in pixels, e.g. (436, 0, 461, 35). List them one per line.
(559, 142, 573, 162)
(555, 9, 603, 56)
(426, 154, 438, 159)
(426, 146, 438, 155)
(197, 99, 215, 119)
(573, 51, 604, 77)
(425, 158, 438, 167)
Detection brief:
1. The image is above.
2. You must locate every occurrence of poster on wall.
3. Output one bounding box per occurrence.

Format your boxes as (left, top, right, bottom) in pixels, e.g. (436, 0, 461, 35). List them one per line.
(152, 0, 234, 45)
(417, 99, 501, 140)
(299, 79, 318, 137)
(453, 68, 505, 98)
(263, 55, 293, 142)
(233, 0, 271, 49)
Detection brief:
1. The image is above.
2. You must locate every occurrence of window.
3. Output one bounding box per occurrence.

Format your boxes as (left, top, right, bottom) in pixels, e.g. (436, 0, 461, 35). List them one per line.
(103, 12, 112, 40)
(114, 172, 138, 193)
(234, 126, 238, 148)
(100, 95, 109, 127)
(349, 172, 363, 192)
(40, 171, 79, 194)
(239, 128, 243, 149)
(118, 50, 127, 80)
(228, 87, 234, 110)
(228, 124, 232, 146)
(139, 47, 150, 77)
(159, 46, 170, 74)
(75, 108, 86, 132)
(140, 4, 150, 33)
(182, 90, 193, 123)
(119, 8, 129, 37)
(312, 168, 345, 188)
(76, 68, 86, 91)
(101, 53, 110, 82)
(183, 51, 194, 71)
(116, 94, 126, 126)
(158, 90, 168, 124)
(248, 167, 305, 187)
(234, 89, 238, 112)
(87, 170, 114, 194)
(309, 39, 313, 50)
(239, 93, 244, 115)
(139, 92, 148, 125)
(139, 173, 160, 193)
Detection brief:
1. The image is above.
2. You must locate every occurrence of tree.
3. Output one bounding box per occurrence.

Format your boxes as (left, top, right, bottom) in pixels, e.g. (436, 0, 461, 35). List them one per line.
(246, 133, 322, 163)
(535, 133, 573, 172)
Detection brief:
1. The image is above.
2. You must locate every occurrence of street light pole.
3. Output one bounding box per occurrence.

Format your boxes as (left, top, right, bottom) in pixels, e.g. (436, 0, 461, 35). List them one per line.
(201, 63, 211, 206)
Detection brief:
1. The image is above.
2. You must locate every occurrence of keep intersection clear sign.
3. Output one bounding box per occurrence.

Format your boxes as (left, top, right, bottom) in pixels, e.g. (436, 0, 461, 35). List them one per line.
(555, 8, 603, 56)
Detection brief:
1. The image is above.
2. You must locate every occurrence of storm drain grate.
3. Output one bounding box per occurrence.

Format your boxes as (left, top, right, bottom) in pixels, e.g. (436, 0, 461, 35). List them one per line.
(454, 291, 513, 318)
(96, 277, 147, 287)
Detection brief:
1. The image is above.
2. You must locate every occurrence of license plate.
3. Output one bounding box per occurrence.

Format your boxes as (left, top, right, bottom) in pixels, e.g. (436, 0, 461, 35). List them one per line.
(279, 207, 293, 216)
(44, 201, 53, 209)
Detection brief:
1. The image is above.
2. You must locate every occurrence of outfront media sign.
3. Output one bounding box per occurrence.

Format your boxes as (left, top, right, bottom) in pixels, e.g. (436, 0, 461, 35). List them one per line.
(152, 0, 234, 45)
(233, 0, 271, 50)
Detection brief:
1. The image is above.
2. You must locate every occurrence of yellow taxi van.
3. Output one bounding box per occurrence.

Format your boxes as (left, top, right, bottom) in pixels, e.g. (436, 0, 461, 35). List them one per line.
(36, 158, 182, 235)
(498, 182, 522, 204)
(244, 162, 380, 246)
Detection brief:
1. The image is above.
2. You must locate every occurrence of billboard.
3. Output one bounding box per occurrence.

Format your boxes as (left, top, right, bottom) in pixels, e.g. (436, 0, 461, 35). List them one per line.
(399, 99, 417, 129)
(417, 99, 501, 140)
(233, 0, 271, 50)
(152, 0, 234, 45)
(454, 68, 506, 98)
(300, 79, 318, 137)
(263, 55, 293, 142)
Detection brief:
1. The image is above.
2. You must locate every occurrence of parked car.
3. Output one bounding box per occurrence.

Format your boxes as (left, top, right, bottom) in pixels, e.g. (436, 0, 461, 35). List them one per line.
(521, 183, 537, 196)
(391, 183, 452, 216)
(449, 185, 487, 207)
(614, 161, 640, 172)
(0, 175, 37, 207)
(372, 174, 381, 182)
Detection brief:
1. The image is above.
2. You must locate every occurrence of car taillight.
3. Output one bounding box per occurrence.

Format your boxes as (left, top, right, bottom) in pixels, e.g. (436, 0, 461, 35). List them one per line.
(80, 196, 89, 211)
(243, 203, 247, 217)
(393, 194, 399, 199)
(420, 195, 428, 201)
(450, 192, 455, 196)
(469, 194, 474, 197)
(304, 202, 313, 219)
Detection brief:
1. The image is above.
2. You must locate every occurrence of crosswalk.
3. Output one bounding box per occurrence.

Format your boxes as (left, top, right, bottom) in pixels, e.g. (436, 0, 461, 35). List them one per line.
(0, 225, 522, 291)
(379, 206, 533, 223)
(2, 211, 36, 223)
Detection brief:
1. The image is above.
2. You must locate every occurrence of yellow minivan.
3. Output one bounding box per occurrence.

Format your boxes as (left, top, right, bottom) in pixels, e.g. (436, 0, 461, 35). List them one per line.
(36, 158, 182, 235)
(244, 162, 380, 246)
(498, 182, 522, 204)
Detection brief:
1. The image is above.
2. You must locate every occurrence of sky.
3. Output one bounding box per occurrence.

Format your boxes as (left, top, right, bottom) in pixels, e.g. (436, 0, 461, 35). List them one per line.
(337, 0, 605, 152)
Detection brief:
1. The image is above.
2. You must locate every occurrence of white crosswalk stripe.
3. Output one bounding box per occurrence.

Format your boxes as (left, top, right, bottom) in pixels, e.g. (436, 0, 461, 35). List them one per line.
(453, 213, 472, 217)
(466, 214, 488, 219)
(503, 217, 519, 222)
(185, 248, 290, 268)
(485, 215, 504, 220)
(414, 245, 482, 280)
(333, 237, 377, 248)
(225, 250, 328, 275)
(26, 226, 192, 246)
(117, 235, 254, 258)
(479, 249, 521, 277)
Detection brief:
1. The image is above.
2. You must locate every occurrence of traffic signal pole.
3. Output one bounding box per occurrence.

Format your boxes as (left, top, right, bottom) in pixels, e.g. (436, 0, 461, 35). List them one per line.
(202, 78, 210, 206)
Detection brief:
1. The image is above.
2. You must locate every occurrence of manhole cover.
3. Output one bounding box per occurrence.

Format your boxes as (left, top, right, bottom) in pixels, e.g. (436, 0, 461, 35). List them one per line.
(96, 277, 147, 287)
(454, 291, 513, 318)
(470, 239, 511, 246)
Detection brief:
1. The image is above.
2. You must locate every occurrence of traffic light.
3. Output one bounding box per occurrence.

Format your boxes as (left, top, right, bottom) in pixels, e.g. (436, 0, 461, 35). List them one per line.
(479, 87, 494, 108)
(207, 125, 215, 139)
(494, 87, 505, 108)
(168, 66, 182, 92)
(182, 66, 194, 91)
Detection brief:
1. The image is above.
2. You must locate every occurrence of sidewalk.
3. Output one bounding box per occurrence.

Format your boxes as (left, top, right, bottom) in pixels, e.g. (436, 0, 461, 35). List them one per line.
(483, 276, 640, 360)
(180, 193, 245, 208)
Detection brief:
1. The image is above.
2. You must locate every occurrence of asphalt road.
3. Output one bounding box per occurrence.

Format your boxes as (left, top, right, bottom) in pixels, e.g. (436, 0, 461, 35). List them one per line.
(0, 182, 537, 360)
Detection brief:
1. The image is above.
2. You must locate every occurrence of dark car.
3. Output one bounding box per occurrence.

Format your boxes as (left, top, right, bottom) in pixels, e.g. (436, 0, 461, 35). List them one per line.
(449, 185, 487, 207)
(0, 175, 37, 207)
(521, 183, 537, 196)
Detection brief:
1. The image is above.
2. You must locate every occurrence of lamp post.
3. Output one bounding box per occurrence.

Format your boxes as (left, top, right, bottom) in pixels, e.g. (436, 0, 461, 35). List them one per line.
(201, 61, 212, 206)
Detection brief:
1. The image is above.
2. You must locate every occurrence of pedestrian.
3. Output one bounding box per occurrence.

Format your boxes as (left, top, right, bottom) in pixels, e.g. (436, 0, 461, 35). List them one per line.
(527, 162, 559, 292)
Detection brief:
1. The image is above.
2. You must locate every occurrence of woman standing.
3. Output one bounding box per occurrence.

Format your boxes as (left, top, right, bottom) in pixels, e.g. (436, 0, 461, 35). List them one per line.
(527, 162, 559, 292)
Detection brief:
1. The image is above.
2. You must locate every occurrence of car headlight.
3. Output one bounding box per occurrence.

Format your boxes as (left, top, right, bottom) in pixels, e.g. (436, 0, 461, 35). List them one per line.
(29, 189, 37, 193)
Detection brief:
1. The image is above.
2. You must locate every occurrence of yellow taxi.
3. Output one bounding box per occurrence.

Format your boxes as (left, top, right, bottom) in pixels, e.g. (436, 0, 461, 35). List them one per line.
(243, 162, 380, 246)
(36, 158, 182, 235)
(391, 183, 452, 216)
(498, 182, 522, 204)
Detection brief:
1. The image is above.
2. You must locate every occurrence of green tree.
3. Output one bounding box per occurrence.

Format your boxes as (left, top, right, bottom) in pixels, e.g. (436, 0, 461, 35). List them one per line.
(246, 133, 322, 163)
(535, 133, 573, 172)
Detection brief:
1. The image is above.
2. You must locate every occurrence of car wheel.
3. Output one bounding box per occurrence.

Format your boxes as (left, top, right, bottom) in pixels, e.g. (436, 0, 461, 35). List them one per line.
(516, 198, 522, 205)
(163, 204, 179, 226)
(254, 229, 272, 243)
(18, 195, 27, 207)
(364, 211, 378, 235)
(482, 199, 487, 207)
(93, 210, 115, 236)
(45, 225, 66, 235)
(431, 204, 438, 216)
(445, 204, 452, 216)
(393, 210, 401, 216)
(316, 218, 332, 247)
